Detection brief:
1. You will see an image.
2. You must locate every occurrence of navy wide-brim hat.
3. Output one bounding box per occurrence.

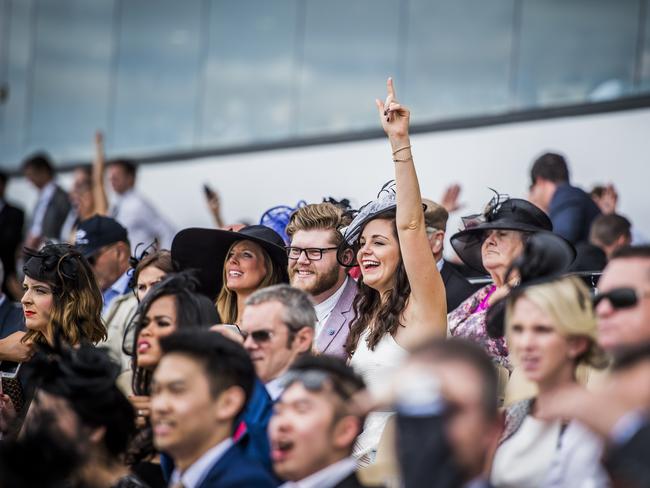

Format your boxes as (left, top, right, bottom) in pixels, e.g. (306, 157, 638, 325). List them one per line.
(450, 196, 555, 274)
(171, 225, 289, 300)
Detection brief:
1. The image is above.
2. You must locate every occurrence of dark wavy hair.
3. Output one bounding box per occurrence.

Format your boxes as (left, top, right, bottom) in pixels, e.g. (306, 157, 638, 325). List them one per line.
(344, 212, 411, 358)
(127, 271, 221, 396)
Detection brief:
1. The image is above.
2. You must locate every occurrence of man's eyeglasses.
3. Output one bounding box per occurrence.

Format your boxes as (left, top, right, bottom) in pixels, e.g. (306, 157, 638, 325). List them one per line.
(241, 329, 275, 343)
(285, 246, 338, 261)
(593, 287, 650, 310)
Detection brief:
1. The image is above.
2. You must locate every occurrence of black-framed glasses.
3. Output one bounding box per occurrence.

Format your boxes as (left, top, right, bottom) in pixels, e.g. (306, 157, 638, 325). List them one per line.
(593, 287, 650, 310)
(285, 246, 338, 261)
(241, 329, 275, 343)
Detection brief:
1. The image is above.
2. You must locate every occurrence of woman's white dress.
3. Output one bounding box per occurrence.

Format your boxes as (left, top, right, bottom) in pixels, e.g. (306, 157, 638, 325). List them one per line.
(349, 328, 408, 463)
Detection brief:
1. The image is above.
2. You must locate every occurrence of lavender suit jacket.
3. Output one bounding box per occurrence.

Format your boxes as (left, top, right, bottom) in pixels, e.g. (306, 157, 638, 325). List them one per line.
(315, 278, 358, 359)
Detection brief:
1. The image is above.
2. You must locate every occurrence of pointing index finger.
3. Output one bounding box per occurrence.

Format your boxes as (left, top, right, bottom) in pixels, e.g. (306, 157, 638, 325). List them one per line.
(386, 77, 396, 99)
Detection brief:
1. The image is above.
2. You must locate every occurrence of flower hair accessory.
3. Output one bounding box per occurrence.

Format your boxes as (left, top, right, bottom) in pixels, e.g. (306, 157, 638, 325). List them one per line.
(460, 188, 510, 231)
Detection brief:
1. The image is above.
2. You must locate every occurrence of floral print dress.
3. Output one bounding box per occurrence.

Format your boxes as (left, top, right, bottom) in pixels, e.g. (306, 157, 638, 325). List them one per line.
(448, 284, 511, 371)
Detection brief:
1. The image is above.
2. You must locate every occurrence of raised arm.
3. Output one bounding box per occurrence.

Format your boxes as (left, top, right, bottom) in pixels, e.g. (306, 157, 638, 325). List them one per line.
(92, 131, 109, 215)
(376, 78, 447, 341)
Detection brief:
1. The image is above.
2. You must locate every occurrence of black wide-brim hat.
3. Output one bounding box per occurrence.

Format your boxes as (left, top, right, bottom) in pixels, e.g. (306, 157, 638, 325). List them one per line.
(171, 225, 289, 300)
(486, 231, 577, 339)
(450, 197, 554, 274)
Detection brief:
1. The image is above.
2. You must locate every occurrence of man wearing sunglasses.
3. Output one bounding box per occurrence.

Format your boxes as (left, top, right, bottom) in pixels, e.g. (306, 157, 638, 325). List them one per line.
(269, 355, 380, 488)
(241, 284, 316, 402)
(594, 245, 650, 355)
(75, 215, 136, 371)
(285, 203, 357, 359)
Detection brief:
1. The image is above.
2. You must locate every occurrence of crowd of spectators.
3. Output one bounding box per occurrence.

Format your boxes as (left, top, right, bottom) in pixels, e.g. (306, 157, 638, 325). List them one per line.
(0, 78, 649, 488)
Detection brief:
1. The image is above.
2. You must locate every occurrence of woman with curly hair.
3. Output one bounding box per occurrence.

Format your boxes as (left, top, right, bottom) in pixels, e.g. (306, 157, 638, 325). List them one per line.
(339, 79, 447, 462)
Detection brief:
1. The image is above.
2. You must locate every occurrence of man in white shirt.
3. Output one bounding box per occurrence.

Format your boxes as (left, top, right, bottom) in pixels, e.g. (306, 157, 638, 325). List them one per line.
(75, 215, 136, 370)
(151, 330, 276, 487)
(286, 203, 356, 358)
(22, 152, 70, 248)
(107, 158, 175, 251)
(269, 355, 377, 488)
(240, 284, 315, 401)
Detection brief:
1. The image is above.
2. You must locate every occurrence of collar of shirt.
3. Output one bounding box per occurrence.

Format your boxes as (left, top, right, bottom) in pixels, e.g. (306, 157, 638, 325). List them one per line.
(265, 374, 287, 401)
(314, 277, 349, 336)
(280, 457, 358, 488)
(436, 258, 444, 272)
(102, 270, 132, 314)
(464, 478, 491, 488)
(169, 438, 234, 488)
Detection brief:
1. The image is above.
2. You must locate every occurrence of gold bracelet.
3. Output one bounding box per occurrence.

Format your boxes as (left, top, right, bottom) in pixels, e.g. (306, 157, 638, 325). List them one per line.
(392, 145, 412, 156)
(393, 156, 413, 163)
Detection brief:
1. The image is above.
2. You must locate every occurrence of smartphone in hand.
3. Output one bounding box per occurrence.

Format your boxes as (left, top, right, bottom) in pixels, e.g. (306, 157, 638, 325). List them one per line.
(203, 183, 216, 200)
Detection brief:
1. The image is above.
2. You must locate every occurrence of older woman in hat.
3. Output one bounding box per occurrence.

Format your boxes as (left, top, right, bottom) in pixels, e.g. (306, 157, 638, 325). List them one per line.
(172, 225, 288, 324)
(448, 195, 555, 370)
(489, 235, 609, 487)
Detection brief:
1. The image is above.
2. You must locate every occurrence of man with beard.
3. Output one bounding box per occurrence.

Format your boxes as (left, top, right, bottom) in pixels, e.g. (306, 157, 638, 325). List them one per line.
(286, 203, 356, 358)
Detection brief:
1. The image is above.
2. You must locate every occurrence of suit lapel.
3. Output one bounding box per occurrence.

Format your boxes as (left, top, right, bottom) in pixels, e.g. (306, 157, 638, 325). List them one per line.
(316, 279, 357, 353)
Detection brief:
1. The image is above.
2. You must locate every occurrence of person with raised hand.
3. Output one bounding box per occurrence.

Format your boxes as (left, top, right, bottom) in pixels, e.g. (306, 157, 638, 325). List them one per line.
(339, 78, 447, 463)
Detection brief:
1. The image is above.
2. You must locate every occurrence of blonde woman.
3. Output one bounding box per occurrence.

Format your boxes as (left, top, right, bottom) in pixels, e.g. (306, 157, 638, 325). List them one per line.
(490, 274, 610, 487)
(172, 225, 288, 324)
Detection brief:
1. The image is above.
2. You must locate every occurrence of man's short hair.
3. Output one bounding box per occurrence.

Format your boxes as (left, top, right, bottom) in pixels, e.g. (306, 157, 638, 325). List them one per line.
(611, 245, 650, 261)
(22, 152, 54, 176)
(159, 330, 255, 418)
(245, 284, 316, 333)
(530, 152, 570, 184)
(285, 203, 352, 247)
(422, 199, 449, 231)
(107, 158, 137, 178)
(590, 214, 631, 246)
(411, 338, 499, 419)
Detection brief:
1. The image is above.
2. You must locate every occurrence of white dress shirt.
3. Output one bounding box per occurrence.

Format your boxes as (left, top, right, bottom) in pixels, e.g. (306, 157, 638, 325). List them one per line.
(314, 277, 349, 338)
(265, 374, 286, 401)
(280, 457, 357, 488)
(110, 189, 176, 251)
(29, 181, 56, 237)
(169, 438, 234, 488)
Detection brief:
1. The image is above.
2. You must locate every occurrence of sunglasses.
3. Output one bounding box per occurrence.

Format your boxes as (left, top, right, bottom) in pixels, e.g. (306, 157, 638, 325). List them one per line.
(241, 329, 275, 343)
(281, 369, 356, 401)
(593, 287, 650, 310)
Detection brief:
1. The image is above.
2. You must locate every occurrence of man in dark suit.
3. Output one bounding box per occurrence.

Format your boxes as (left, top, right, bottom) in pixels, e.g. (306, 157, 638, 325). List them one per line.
(0, 171, 24, 299)
(22, 152, 71, 248)
(269, 355, 382, 488)
(151, 330, 277, 487)
(528, 152, 601, 245)
(422, 199, 478, 312)
(286, 202, 357, 358)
